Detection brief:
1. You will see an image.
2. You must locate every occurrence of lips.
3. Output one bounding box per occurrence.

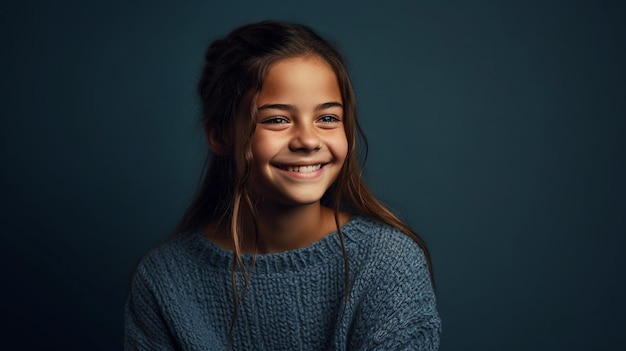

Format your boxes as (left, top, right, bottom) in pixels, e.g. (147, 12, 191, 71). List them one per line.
(276, 164, 323, 173)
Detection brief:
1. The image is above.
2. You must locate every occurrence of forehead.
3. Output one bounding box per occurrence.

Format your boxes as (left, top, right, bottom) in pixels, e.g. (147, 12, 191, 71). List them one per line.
(257, 56, 342, 106)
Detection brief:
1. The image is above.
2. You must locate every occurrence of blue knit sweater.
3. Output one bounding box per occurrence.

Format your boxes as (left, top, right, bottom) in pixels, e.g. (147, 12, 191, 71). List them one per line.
(125, 216, 441, 350)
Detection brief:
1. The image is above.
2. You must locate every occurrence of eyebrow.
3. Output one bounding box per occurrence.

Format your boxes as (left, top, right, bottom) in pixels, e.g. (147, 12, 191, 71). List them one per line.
(257, 102, 343, 112)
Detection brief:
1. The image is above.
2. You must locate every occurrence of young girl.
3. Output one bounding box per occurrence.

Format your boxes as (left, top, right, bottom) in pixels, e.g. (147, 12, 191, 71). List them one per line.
(125, 20, 441, 350)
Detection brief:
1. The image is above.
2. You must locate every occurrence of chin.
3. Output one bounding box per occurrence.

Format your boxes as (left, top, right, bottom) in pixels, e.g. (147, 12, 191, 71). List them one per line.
(265, 191, 327, 208)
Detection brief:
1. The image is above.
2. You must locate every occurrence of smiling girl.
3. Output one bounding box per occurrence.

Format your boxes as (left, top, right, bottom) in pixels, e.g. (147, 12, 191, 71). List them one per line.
(125, 21, 441, 350)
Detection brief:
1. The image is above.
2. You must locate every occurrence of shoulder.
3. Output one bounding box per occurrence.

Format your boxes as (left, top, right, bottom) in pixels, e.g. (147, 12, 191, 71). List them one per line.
(136, 234, 196, 269)
(129, 233, 210, 290)
(125, 234, 214, 349)
(345, 216, 428, 267)
(341, 217, 440, 349)
(344, 216, 434, 298)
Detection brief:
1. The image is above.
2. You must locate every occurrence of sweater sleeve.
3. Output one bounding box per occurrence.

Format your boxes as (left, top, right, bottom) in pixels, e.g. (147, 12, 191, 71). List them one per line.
(348, 235, 441, 350)
(124, 260, 178, 351)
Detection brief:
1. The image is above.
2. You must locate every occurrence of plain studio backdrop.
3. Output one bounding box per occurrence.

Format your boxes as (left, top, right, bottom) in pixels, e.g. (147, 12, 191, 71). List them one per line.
(1, 1, 624, 350)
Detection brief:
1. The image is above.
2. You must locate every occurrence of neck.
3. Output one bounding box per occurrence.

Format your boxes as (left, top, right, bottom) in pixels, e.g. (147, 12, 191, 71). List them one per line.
(241, 202, 335, 254)
(205, 201, 351, 254)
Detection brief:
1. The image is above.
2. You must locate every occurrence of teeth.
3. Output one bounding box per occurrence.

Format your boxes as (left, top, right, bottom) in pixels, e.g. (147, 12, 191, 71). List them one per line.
(282, 164, 322, 173)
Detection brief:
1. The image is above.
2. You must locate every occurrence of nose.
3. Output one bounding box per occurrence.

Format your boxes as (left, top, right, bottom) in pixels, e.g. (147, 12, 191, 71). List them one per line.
(289, 124, 321, 152)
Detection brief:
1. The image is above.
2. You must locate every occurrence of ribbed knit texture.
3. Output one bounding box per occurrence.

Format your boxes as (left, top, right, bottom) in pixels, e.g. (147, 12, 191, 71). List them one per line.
(125, 216, 441, 350)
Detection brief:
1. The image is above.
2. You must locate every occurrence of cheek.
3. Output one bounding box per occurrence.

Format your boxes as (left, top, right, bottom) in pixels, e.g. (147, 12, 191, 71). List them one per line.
(250, 132, 279, 165)
(332, 131, 349, 164)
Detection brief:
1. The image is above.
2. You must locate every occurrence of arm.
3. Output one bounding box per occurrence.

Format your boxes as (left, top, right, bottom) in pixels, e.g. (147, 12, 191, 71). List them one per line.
(348, 241, 441, 350)
(124, 264, 178, 351)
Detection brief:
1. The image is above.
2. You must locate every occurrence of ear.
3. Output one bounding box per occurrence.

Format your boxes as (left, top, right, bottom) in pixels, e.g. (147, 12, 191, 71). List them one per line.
(204, 122, 229, 156)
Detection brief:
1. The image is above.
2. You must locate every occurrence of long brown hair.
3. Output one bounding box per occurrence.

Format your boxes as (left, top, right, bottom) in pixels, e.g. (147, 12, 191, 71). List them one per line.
(175, 20, 434, 340)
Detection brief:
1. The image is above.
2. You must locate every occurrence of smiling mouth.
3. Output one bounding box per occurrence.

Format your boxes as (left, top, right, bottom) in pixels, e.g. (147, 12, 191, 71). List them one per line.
(277, 164, 323, 173)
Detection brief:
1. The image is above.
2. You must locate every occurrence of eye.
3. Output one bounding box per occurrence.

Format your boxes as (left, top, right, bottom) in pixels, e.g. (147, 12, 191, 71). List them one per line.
(261, 116, 290, 124)
(317, 115, 341, 124)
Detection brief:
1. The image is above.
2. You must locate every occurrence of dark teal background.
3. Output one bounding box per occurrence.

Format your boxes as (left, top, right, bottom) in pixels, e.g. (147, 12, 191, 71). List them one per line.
(1, 1, 624, 350)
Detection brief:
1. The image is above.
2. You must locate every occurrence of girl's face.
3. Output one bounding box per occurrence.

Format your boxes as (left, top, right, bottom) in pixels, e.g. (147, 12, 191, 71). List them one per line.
(248, 55, 348, 207)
